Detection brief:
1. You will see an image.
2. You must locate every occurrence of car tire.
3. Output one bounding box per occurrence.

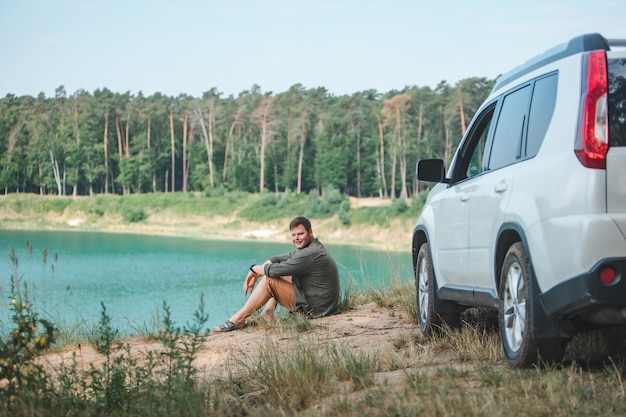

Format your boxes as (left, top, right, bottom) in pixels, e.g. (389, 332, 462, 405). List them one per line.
(499, 242, 567, 367)
(416, 242, 460, 336)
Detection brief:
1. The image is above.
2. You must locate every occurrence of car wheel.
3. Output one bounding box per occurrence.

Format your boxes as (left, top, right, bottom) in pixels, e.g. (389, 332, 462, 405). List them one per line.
(416, 242, 459, 336)
(499, 242, 566, 367)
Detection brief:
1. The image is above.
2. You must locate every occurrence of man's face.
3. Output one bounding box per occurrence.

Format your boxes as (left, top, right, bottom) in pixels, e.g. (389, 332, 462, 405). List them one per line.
(291, 224, 313, 249)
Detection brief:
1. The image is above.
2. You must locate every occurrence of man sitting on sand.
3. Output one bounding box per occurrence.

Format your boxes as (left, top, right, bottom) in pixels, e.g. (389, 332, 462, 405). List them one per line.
(213, 216, 340, 332)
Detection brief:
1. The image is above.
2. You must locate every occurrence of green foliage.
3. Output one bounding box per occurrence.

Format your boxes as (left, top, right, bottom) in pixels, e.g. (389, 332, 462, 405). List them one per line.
(338, 199, 351, 226)
(0, 188, 427, 238)
(258, 191, 278, 206)
(230, 338, 333, 410)
(276, 188, 293, 208)
(348, 198, 420, 227)
(281, 312, 313, 333)
(0, 78, 497, 199)
(0, 194, 72, 215)
(204, 184, 228, 198)
(327, 343, 378, 390)
(122, 207, 148, 223)
(390, 198, 409, 214)
(51, 297, 210, 416)
(239, 187, 350, 225)
(38, 197, 73, 214)
(238, 191, 309, 222)
(0, 249, 56, 414)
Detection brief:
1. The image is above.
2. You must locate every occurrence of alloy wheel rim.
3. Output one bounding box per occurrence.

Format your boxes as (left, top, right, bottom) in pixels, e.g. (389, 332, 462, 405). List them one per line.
(503, 261, 525, 352)
(418, 257, 429, 325)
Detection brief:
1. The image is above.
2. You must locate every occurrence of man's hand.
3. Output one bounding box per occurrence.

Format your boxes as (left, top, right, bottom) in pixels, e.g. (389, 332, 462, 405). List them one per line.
(243, 271, 258, 295)
(243, 260, 270, 295)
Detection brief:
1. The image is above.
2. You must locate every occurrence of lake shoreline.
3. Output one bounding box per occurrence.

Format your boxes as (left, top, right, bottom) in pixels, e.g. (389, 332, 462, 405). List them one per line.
(0, 209, 413, 253)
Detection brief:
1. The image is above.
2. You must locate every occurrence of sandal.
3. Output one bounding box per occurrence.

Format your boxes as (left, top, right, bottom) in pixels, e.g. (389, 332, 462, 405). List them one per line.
(213, 320, 241, 332)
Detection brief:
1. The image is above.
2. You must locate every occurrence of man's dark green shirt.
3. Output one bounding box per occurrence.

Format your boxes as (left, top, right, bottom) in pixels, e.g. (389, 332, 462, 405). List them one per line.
(263, 238, 340, 318)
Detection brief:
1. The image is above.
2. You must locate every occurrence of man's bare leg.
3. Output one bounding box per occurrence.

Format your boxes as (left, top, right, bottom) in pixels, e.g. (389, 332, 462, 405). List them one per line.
(227, 277, 273, 327)
(262, 298, 278, 322)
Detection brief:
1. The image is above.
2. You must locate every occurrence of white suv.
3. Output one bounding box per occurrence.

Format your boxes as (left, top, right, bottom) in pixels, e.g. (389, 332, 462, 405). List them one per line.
(412, 33, 626, 367)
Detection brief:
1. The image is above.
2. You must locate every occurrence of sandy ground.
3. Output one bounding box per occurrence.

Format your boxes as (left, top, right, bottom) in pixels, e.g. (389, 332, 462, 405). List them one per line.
(40, 302, 419, 383)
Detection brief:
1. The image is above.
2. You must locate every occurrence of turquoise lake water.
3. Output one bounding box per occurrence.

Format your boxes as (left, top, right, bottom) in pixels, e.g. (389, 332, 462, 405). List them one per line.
(0, 229, 413, 334)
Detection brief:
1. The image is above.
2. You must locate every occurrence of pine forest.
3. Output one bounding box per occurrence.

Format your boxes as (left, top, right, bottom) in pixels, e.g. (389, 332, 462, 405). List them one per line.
(0, 78, 495, 198)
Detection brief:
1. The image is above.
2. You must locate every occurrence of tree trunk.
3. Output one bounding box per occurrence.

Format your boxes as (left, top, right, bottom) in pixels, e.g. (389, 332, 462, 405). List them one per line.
(376, 115, 388, 198)
(390, 153, 397, 199)
(115, 107, 127, 194)
(297, 110, 307, 194)
(124, 110, 131, 157)
(356, 121, 362, 197)
(444, 123, 452, 167)
(147, 114, 155, 192)
(223, 107, 242, 183)
(207, 108, 215, 189)
(258, 99, 271, 192)
(103, 106, 109, 194)
(415, 103, 424, 195)
(38, 164, 44, 195)
(260, 115, 267, 192)
(168, 109, 175, 192)
(395, 105, 408, 199)
(182, 112, 188, 192)
(458, 88, 467, 135)
(196, 107, 215, 189)
(50, 149, 61, 195)
(72, 95, 80, 197)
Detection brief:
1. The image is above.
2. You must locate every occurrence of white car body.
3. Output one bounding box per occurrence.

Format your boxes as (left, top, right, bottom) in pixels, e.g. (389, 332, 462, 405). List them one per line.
(412, 33, 626, 367)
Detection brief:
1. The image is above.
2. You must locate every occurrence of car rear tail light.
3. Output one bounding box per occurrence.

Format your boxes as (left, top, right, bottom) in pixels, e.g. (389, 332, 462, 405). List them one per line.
(598, 266, 617, 285)
(575, 50, 608, 169)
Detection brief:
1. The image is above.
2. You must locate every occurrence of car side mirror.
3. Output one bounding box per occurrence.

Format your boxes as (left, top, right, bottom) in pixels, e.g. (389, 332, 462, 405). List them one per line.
(417, 159, 447, 183)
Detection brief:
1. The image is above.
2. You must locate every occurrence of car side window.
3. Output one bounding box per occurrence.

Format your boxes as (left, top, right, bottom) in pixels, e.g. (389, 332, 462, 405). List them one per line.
(450, 104, 496, 183)
(466, 110, 493, 179)
(526, 73, 558, 157)
(608, 59, 626, 146)
(488, 84, 532, 170)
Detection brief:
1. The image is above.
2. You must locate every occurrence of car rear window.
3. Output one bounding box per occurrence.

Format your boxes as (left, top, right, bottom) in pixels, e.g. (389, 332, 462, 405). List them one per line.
(608, 58, 626, 146)
(526, 73, 558, 157)
(487, 73, 558, 171)
(488, 85, 532, 170)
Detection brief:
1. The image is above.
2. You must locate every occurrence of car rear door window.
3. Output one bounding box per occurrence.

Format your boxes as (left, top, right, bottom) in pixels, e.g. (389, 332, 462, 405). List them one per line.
(526, 73, 558, 157)
(608, 58, 626, 146)
(488, 85, 532, 170)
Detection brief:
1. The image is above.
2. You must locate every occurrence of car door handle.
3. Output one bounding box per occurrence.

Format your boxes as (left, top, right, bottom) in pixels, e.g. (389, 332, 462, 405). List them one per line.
(460, 193, 470, 202)
(495, 181, 508, 193)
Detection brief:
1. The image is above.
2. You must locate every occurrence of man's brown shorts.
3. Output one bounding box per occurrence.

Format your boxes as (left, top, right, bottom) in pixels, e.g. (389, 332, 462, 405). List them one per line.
(265, 276, 296, 309)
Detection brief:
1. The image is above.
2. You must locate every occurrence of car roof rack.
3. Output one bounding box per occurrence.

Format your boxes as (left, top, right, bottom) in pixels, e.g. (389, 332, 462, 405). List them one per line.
(492, 33, 623, 92)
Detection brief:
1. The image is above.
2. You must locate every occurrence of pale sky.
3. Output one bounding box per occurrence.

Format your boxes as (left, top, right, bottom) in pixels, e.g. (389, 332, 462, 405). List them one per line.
(1, 0, 624, 98)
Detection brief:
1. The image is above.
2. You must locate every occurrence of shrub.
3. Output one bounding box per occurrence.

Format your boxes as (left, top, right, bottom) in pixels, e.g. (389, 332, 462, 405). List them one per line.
(391, 198, 409, 215)
(276, 188, 292, 209)
(259, 192, 278, 206)
(204, 185, 228, 198)
(0, 249, 56, 414)
(322, 185, 343, 205)
(122, 207, 147, 223)
(338, 199, 351, 226)
(40, 198, 73, 214)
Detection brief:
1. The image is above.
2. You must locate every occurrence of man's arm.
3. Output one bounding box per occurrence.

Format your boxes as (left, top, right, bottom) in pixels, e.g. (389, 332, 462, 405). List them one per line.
(263, 249, 314, 278)
(244, 260, 271, 295)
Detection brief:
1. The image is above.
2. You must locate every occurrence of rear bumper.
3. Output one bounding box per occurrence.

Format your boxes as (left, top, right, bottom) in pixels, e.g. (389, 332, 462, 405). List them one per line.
(541, 257, 626, 318)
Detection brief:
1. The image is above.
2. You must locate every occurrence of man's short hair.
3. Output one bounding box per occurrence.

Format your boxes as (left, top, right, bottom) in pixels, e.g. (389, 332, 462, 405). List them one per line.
(289, 216, 312, 232)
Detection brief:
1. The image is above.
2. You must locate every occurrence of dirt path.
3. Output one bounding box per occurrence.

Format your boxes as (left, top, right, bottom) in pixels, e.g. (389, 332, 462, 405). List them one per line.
(41, 302, 418, 381)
